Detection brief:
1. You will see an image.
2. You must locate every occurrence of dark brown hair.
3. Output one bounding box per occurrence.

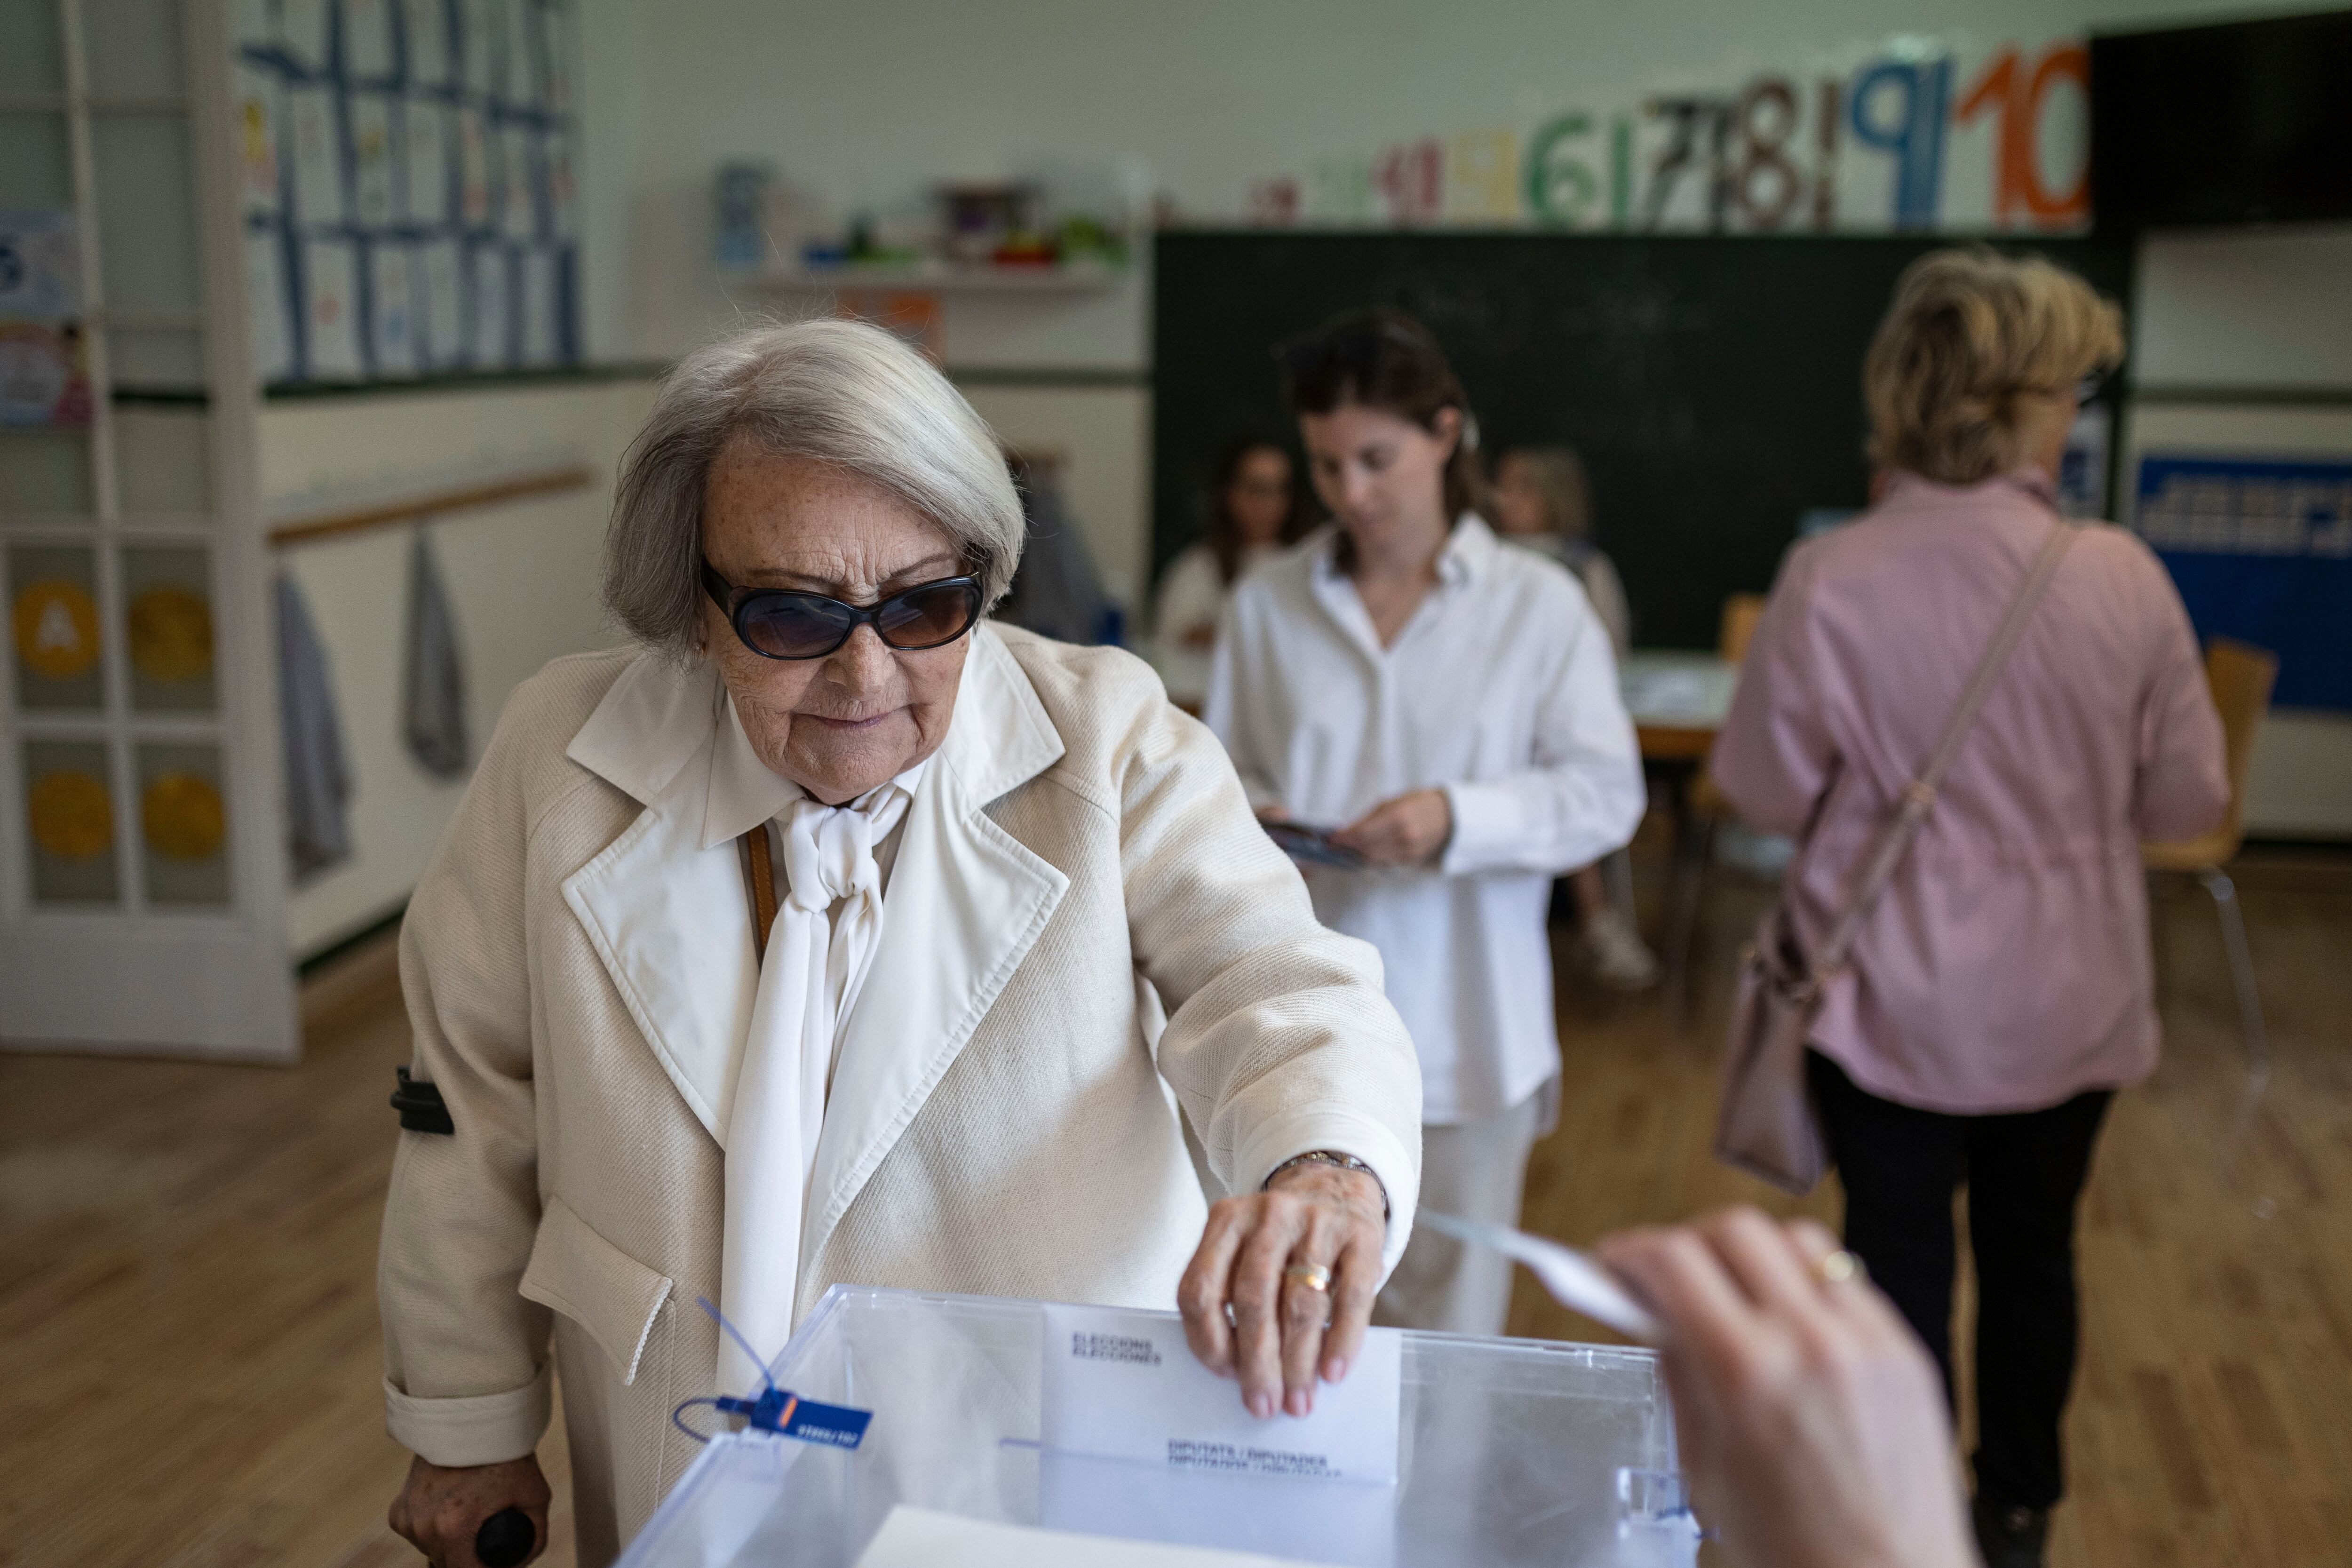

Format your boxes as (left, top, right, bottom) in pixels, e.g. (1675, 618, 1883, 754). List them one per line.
(1282, 309, 1486, 532)
(1204, 437, 1303, 585)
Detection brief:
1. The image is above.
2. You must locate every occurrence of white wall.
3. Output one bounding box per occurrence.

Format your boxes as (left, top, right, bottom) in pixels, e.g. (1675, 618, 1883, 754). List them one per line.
(261, 379, 657, 957)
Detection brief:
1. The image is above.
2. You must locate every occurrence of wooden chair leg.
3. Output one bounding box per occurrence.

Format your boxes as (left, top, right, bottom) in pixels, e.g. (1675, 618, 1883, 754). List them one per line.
(1664, 816, 1717, 1026)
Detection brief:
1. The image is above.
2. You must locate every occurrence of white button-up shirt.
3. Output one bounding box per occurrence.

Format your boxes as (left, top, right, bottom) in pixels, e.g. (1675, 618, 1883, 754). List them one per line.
(1206, 516, 1645, 1123)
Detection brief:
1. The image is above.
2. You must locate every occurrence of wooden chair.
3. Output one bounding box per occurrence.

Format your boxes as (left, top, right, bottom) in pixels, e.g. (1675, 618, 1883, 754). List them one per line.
(2143, 639, 2280, 1081)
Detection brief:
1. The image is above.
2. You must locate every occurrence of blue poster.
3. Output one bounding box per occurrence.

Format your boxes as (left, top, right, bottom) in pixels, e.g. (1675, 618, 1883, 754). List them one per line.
(2134, 454, 2352, 711)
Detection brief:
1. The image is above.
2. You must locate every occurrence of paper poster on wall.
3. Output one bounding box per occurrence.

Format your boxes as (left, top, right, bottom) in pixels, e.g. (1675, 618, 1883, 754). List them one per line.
(403, 0, 452, 88)
(2134, 453, 2352, 711)
(541, 129, 575, 238)
(369, 243, 420, 378)
(517, 245, 556, 366)
(300, 237, 365, 380)
(278, 0, 329, 72)
(232, 0, 274, 50)
(504, 0, 541, 105)
(456, 106, 493, 227)
(460, 0, 501, 96)
(401, 100, 450, 223)
(0, 323, 93, 427)
(284, 83, 346, 229)
(350, 94, 399, 229)
(0, 210, 81, 319)
(540, 0, 573, 112)
(233, 65, 281, 219)
(345, 0, 397, 80)
(418, 236, 464, 369)
(499, 124, 538, 239)
(469, 243, 511, 368)
(244, 228, 294, 382)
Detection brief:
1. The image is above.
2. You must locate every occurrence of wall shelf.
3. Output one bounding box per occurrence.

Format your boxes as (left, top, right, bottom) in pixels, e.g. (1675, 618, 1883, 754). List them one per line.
(738, 262, 1130, 294)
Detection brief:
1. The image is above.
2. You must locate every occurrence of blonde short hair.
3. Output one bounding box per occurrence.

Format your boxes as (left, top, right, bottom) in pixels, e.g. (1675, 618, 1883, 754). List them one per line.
(604, 318, 1023, 661)
(1863, 248, 2124, 485)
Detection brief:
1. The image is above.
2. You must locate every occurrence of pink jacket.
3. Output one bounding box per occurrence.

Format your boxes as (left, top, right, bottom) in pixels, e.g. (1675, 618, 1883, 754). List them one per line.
(1711, 471, 2229, 1114)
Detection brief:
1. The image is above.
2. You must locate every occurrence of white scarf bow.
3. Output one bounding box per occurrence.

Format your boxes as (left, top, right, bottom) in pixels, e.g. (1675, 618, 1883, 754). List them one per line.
(715, 780, 912, 1392)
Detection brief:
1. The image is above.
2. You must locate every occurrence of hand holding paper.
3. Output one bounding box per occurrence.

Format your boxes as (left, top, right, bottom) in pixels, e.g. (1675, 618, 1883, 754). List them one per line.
(1417, 1211, 1662, 1343)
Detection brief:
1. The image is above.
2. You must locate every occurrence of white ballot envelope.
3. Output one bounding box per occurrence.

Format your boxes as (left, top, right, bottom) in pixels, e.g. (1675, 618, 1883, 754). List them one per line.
(1417, 1212, 1662, 1343)
(854, 1505, 1323, 1568)
(1038, 1304, 1402, 1566)
(1041, 1302, 1400, 1483)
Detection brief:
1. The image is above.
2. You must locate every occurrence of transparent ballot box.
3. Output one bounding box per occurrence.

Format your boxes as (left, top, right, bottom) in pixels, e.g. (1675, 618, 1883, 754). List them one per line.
(618, 1286, 1694, 1568)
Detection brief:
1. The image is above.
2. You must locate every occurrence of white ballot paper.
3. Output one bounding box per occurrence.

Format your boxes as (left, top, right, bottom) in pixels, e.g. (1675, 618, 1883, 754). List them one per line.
(1418, 1212, 1662, 1342)
(1038, 1304, 1402, 1565)
(1041, 1303, 1400, 1484)
(854, 1505, 1322, 1568)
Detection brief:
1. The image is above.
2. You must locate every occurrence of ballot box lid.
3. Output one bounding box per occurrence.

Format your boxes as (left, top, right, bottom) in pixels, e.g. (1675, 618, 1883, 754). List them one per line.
(618, 1285, 1693, 1568)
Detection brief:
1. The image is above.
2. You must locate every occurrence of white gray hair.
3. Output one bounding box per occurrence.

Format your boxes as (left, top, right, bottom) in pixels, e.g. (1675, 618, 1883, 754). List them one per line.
(604, 318, 1023, 660)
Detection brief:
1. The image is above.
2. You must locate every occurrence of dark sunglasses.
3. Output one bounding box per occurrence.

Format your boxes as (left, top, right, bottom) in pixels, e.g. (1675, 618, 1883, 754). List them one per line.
(700, 559, 983, 661)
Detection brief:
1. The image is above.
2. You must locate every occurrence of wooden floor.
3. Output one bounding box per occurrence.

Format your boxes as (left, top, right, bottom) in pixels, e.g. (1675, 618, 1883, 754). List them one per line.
(2, 843, 2346, 1568)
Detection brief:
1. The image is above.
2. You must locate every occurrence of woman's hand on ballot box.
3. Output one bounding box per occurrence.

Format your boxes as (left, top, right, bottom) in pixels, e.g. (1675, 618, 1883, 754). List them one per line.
(389, 1452, 550, 1568)
(1177, 1156, 1389, 1421)
(1599, 1210, 1977, 1568)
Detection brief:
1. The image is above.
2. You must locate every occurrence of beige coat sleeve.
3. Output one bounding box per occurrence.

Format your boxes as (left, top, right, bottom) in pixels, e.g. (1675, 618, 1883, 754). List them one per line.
(378, 694, 558, 1466)
(1112, 668, 1423, 1275)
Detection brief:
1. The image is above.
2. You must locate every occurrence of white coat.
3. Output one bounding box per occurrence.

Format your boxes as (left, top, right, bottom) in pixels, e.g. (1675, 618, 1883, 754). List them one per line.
(376, 625, 1422, 1565)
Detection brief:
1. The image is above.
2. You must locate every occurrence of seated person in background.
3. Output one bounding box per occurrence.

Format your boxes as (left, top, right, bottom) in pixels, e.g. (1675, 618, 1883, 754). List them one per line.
(1153, 438, 1299, 709)
(1490, 445, 1659, 990)
(1710, 247, 2226, 1568)
(1599, 1209, 1979, 1568)
(1210, 310, 1644, 1338)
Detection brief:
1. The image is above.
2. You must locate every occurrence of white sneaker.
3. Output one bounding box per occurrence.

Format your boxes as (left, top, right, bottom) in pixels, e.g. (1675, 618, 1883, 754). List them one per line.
(1582, 908, 1662, 991)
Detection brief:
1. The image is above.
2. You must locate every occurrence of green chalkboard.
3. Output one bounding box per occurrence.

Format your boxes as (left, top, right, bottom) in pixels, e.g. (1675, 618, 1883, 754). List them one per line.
(1152, 231, 2134, 649)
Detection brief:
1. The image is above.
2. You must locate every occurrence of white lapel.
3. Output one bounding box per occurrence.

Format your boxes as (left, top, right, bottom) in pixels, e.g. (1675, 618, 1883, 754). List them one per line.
(797, 626, 1070, 1290)
(560, 655, 758, 1145)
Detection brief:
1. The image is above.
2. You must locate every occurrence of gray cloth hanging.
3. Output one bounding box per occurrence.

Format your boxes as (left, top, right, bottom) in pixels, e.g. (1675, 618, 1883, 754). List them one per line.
(274, 570, 353, 882)
(402, 526, 471, 778)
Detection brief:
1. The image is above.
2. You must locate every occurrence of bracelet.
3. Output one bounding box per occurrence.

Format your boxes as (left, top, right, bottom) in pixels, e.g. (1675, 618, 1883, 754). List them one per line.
(1263, 1149, 1390, 1220)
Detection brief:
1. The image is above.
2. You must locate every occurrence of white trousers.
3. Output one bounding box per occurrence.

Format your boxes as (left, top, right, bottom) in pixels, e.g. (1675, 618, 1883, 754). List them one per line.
(1374, 1087, 1547, 1337)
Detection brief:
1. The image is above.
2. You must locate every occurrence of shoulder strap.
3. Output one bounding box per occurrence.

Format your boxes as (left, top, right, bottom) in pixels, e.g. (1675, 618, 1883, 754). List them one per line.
(1809, 520, 2079, 980)
(739, 825, 778, 963)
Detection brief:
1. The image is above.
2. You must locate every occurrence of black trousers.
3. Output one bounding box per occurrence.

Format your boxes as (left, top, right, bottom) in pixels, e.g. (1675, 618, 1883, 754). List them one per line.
(1806, 1051, 2113, 1510)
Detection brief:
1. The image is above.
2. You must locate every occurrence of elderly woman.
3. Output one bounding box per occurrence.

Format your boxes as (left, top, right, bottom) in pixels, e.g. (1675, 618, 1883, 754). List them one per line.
(1710, 249, 2226, 1568)
(378, 320, 1421, 1567)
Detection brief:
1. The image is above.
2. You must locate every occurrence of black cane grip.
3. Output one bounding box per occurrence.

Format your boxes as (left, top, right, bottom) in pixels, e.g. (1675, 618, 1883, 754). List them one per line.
(475, 1508, 536, 1568)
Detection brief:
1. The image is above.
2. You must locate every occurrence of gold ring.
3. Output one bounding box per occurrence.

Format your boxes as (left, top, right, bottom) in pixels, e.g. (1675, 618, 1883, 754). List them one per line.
(1816, 1250, 1865, 1286)
(1284, 1262, 1333, 1293)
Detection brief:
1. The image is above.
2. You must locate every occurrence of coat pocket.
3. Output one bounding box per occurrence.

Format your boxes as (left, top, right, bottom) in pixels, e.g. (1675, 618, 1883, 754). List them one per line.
(520, 1194, 675, 1387)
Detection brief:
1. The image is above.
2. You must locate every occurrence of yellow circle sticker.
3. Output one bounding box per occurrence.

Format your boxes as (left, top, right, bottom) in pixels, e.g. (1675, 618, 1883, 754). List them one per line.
(13, 579, 101, 682)
(142, 771, 226, 860)
(28, 769, 113, 860)
(129, 585, 214, 684)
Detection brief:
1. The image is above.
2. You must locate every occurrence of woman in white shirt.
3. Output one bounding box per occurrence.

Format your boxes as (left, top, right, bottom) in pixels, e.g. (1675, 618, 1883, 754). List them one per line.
(1490, 446, 1660, 991)
(1153, 438, 1298, 709)
(1208, 310, 1645, 1336)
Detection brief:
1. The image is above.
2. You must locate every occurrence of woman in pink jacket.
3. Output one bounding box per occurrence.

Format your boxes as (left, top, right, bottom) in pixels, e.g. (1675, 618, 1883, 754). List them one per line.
(1710, 249, 2228, 1568)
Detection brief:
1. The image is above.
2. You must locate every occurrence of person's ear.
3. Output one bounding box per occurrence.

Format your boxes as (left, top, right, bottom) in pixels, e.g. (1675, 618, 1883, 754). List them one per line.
(1429, 406, 1464, 462)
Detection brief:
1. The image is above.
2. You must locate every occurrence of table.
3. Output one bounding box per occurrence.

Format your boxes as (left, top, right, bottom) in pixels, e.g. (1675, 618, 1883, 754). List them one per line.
(1619, 653, 1742, 1011)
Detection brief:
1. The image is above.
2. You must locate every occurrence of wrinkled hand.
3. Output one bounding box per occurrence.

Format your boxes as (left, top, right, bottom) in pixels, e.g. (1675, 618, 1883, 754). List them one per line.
(1330, 788, 1451, 866)
(1178, 1161, 1387, 1420)
(1598, 1210, 1976, 1568)
(388, 1454, 550, 1568)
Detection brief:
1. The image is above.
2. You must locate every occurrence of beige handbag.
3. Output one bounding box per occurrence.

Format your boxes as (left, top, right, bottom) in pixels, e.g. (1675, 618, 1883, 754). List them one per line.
(1715, 520, 2078, 1193)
